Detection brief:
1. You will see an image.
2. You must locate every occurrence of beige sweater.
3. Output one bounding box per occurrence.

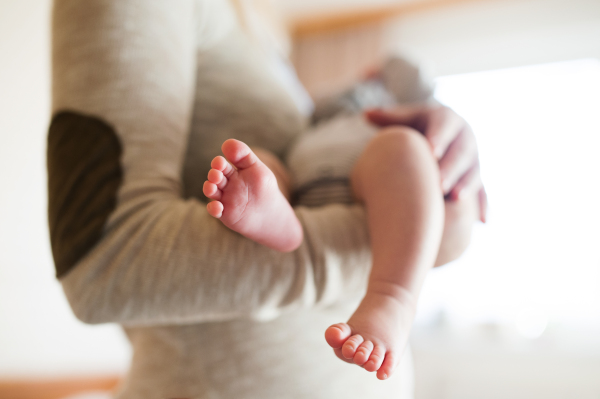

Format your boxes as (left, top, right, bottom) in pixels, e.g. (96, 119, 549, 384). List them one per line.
(48, 1, 414, 397)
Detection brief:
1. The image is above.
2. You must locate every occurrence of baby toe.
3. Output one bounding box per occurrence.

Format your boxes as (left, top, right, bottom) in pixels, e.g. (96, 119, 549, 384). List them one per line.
(211, 156, 228, 171)
(353, 340, 374, 366)
(203, 181, 221, 200)
(221, 139, 257, 170)
(207, 169, 224, 185)
(325, 323, 352, 349)
(206, 201, 224, 218)
(341, 334, 364, 359)
(211, 155, 235, 178)
(364, 345, 385, 372)
(377, 352, 397, 380)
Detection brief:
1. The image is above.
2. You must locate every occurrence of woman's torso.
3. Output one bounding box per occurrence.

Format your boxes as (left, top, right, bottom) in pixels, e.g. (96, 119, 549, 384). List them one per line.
(116, 2, 413, 397)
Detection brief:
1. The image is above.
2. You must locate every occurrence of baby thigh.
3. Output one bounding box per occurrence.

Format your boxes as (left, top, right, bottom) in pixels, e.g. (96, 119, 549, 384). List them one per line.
(350, 126, 444, 276)
(351, 126, 476, 268)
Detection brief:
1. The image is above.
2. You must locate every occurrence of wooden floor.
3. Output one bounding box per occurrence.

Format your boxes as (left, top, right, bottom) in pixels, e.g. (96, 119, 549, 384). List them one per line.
(0, 376, 121, 399)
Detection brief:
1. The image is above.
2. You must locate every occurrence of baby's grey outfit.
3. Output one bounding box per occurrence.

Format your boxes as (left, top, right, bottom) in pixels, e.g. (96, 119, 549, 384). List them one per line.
(289, 62, 434, 207)
(289, 114, 377, 206)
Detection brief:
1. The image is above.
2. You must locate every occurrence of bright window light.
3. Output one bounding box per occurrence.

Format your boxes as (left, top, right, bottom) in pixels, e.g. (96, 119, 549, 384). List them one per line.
(416, 59, 600, 336)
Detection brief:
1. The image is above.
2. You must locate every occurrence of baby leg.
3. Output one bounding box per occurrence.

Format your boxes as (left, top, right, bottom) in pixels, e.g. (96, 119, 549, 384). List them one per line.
(325, 126, 444, 380)
(203, 139, 303, 252)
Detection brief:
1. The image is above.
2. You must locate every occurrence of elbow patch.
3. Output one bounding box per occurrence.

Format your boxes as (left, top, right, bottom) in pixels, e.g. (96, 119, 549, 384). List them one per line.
(47, 111, 123, 278)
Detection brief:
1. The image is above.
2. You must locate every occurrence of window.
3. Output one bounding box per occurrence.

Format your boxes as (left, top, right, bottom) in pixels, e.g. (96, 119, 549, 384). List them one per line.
(417, 59, 600, 340)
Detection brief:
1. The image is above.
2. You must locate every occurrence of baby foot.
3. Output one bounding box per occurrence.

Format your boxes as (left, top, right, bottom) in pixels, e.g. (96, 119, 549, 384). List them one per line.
(203, 139, 303, 252)
(324, 281, 416, 380)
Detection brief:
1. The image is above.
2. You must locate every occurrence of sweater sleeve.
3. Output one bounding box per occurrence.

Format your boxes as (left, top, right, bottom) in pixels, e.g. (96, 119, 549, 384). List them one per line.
(49, 0, 372, 326)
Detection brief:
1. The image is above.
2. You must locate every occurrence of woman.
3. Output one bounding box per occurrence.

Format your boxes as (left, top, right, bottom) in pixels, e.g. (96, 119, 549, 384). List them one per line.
(47, 0, 484, 397)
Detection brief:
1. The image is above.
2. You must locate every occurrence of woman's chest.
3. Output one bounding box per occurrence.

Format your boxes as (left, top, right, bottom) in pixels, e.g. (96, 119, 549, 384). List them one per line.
(182, 29, 306, 198)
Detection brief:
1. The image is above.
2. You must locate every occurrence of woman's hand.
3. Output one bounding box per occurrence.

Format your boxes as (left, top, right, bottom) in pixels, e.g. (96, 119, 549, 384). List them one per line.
(365, 105, 487, 223)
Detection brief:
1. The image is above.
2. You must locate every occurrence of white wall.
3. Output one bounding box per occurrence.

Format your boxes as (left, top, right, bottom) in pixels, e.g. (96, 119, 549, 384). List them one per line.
(278, 0, 421, 18)
(412, 59, 600, 398)
(383, 0, 600, 76)
(278, 0, 600, 76)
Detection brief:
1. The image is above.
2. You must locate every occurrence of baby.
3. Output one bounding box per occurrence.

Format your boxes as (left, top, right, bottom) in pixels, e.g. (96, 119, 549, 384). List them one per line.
(203, 60, 444, 381)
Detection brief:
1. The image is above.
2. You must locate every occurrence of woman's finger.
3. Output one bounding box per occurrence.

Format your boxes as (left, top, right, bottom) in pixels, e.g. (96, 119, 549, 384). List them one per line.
(364, 106, 426, 129)
(438, 127, 478, 194)
(478, 186, 488, 223)
(448, 161, 482, 201)
(425, 106, 467, 159)
(366, 105, 469, 161)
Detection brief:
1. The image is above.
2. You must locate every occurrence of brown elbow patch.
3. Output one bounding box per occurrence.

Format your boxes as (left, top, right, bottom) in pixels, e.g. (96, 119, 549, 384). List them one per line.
(47, 111, 123, 278)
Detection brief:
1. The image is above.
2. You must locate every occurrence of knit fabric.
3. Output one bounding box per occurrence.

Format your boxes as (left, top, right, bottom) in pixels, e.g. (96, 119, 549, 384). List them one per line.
(50, 1, 417, 397)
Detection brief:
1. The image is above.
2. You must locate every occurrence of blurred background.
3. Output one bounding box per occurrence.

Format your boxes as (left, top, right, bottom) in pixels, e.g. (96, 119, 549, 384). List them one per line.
(1, 0, 599, 398)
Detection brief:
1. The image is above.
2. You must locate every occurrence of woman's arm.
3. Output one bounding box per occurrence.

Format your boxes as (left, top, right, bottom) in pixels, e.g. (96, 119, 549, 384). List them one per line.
(49, 0, 372, 326)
